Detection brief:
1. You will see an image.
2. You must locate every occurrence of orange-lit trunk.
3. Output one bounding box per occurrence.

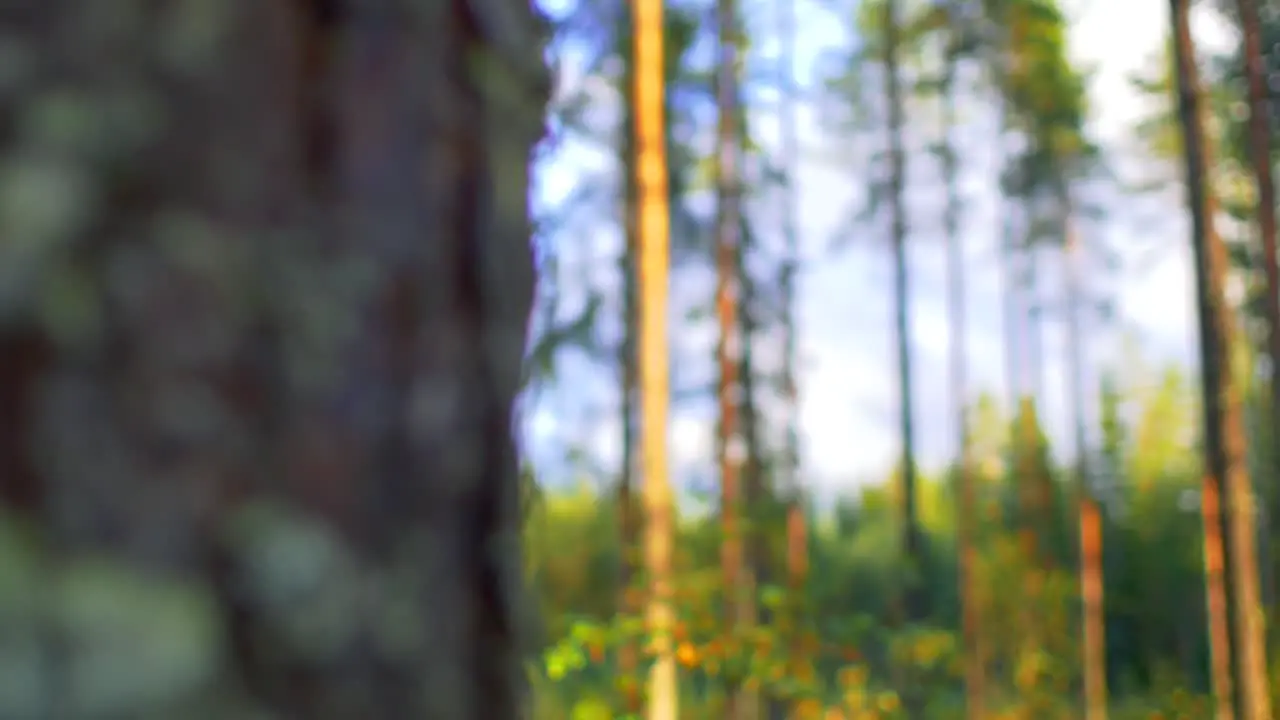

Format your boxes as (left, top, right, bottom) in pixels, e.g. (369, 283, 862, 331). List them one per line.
(1234, 0, 1280, 618)
(1062, 206, 1107, 720)
(1171, 0, 1271, 716)
(1078, 497, 1107, 719)
(633, 0, 677, 711)
(1201, 475, 1236, 720)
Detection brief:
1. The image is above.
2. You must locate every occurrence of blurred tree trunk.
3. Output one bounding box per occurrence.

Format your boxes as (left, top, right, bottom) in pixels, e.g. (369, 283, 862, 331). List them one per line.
(738, 231, 764, 720)
(940, 10, 986, 716)
(1170, 0, 1271, 717)
(1234, 0, 1280, 619)
(1061, 207, 1108, 720)
(884, 1, 924, 715)
(884, 0, 921, 624)
(633, 0, 678, 712)
(774, 0, 806, 713)
(0, 1, 549, 719)
(714, 0, 749, 711)
(617, 11, 642, 713)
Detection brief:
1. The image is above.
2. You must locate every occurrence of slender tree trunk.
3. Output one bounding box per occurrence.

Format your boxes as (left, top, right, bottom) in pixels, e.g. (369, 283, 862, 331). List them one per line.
(1025, 245, 1046, 407)
(618, 32, 642, 711)
(1235, 0, 1280, 617)
(785, 501, 808, 717)
(1024, 258, 1044, 409)
(1062, 208, 1108, 720)
(1003, 208, 1026, 409)
(1202, 474, 1237, 720)
(1171, 1, 1272, 717)
(941, 19, 986, 717)
(884, 0, 920, 619)
(738, 236, 763, 720)
(884, 2, 923, 715)
(776, 0, 806, 713)
(1078, 496, 1107, 719)
(989, 0, 1025, 421)
(715, 0, 747, 711)
(633, 0, 678, 711)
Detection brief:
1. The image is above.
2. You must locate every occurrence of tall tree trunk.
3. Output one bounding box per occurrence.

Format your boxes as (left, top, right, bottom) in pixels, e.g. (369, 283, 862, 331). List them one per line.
(884, 2, 923, 715)
(988, 0, 1028, 426)
(1061, 207, 1108, 720)
(633, 0, 678, 712)
(738, 232, 763, 720)
(1025, 245, 1045, 407)
(1170, 1, 1272, 717)
(1235, 0, 1280, 618)
(941, 17, 986, 717)
(884, 0, 920, 620)
(618, 27, 642, 711)
(715, 0, 747, 708)
(1003, 207, 1026, 411)
(776, 0, 806, 713)
(1201, 479, 1236, 720)
(0, 1, 550, 718)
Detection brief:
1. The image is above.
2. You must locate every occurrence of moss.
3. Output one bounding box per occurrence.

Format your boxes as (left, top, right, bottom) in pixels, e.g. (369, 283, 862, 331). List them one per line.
(0, 516, 224, 717)
(56, 558, 224, 716)
(154, 0, 233, 78)
(0, 153, 98, 257)
(19, 89, 103, 157)
(222, 502, 364, 662)
(35, 258, 101, 349)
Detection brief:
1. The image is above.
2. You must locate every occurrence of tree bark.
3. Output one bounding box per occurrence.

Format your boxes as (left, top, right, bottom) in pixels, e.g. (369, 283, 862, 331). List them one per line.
(1171, 0, 1272, 716)
(0, 1, 550, 718)
(715, 0, 750, 712)
(884, 0, 921, 623)
(618, 44, 643, 714)
(775, 0, 805, 714)
(942, 15, 986, 716)
(633, 0, 678, 712)
(1062, 207, 1108, 720)
(1234, 0, 1280, 619)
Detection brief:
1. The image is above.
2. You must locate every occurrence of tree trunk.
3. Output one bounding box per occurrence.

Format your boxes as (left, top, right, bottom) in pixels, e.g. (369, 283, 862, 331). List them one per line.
(1062, 208, 1108, 720)
(884, 2, 923, 715)
(0, 1, 550, 718)
(1201, 475, 1237, 720)
(775, 0, 805, 713)
(633, 0, 679, 712)
(942, 16, 986, 717)
(618, 23, 642, 710)
(1003, 208, 1026, 410)
(1025, 245, 1045, 407)
(1234, 0, 1280, 619)
(1171, 0, 1272, 717)
(715, 0, 749, 712)
(738, 232, 763, 720)
(884, 0, 920, 622)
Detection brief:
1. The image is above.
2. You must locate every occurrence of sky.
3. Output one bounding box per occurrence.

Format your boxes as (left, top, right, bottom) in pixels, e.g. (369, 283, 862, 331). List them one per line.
(523, 0, 1233, 501)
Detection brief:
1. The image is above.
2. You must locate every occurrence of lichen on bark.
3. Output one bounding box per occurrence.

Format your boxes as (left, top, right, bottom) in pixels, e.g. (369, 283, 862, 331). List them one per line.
(0, 1, 550, 718)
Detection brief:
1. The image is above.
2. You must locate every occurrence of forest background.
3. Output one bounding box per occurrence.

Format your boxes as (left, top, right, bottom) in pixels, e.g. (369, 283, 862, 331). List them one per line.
(521, 0, 1280, 716)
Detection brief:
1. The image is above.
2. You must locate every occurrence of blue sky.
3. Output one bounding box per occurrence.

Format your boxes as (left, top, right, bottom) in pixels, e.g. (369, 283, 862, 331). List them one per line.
(523, 0, 1232, 500)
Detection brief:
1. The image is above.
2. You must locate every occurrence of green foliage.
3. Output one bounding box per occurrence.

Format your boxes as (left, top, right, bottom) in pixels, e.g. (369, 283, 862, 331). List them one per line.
(523, 361, 1260, 717)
